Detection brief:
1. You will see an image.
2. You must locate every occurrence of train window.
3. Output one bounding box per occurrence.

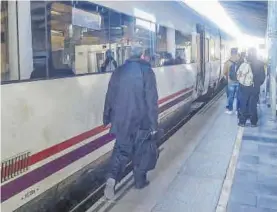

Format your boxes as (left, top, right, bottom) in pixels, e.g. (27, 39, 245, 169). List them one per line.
(209, 39, 216, 61)
(109, 12, 156, 66)
(175, 30, 192, 64)
(109, 11, 123, 66)
(1, 1, 9, 81)
(50, 2, 111, 75)
(109, 12, 135, 65)
(1, 1, 19, 82)
(221, 44, 226, 62)
(134, 18, 155, 49)
(30, 1, 51, 79)
(155, 25, 169, 67)
(214, 37, 220, 60)
(205, 38, 209, 62)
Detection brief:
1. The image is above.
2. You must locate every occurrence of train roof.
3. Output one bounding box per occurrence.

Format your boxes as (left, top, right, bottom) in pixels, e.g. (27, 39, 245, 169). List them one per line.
(220, 1, 267, 37)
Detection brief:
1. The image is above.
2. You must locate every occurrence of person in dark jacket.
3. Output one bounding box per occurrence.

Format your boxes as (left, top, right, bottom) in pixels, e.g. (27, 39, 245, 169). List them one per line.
(101, 49, 117, 72)
(238, 48, 266, 127)
(103, 46, 159, 199)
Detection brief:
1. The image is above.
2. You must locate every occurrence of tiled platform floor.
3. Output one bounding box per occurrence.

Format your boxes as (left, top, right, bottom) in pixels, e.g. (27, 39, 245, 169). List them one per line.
(227, 106, 277, 212)
(88, 95, 277, 212)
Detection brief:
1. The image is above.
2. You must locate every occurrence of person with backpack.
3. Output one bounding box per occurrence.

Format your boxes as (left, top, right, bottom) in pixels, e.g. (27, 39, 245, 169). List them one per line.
(103, 46, 159, 200)
(223, 48, 239, 114)
(235, 51, 246, 113)
(237, 48, 266, 127)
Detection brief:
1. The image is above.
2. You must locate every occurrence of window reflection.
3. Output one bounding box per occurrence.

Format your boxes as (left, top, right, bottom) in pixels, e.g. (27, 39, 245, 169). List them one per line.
(1, 1, 9, 81)
(210, 39, 216, 61)
(205, 38, 209, 62)
(1, 0, 225, 82)
(30, 1, 50, 79)
(175, 30, 192, 64)
(30, 1, 217, 80)
(155, 25, 168, 67)
(51, 2, 110, 74)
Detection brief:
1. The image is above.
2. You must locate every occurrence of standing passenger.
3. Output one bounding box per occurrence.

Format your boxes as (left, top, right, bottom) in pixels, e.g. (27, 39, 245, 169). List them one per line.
(103, 46, 159, 199)
(237, 52, 246, 68)
(237, 48, 265, 127)
(101, 49, 118, 72)
(223, 48, 239, 114)
(236, 51, 246, 115)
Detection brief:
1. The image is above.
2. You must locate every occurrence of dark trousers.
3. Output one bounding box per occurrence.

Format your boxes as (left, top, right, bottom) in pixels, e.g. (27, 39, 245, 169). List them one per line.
(238, 86, 259, 125)
(107, 130, 147, 186)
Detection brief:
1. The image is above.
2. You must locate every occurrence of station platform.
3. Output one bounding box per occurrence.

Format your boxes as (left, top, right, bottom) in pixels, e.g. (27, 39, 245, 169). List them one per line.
(87, 94, 277, 212)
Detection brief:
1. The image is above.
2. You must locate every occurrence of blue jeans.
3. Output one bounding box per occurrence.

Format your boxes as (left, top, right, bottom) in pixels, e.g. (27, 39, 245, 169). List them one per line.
(225, 86, 229, 108)
(227, 83, 239, 111)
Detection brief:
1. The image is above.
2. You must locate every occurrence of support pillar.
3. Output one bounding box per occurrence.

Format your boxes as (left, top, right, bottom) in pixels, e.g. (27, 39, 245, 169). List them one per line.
(267, 0, 277, 119)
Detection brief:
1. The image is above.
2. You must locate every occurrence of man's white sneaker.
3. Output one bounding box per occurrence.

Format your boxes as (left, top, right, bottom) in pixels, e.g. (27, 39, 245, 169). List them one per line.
(104, 178, 116, 200)
(225, 110, 233, 115)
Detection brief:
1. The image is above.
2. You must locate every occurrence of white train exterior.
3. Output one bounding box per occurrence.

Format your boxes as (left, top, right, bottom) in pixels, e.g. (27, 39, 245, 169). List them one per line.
(1, 1, 233, 211)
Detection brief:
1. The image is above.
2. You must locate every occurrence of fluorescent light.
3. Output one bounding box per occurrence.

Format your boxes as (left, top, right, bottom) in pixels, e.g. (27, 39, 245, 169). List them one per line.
(183, 0, 241, 38)
(183, 0, 266, 54)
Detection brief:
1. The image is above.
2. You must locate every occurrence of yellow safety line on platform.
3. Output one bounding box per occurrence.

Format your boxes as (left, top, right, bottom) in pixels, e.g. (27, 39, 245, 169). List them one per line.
(216, 126, 245, 212)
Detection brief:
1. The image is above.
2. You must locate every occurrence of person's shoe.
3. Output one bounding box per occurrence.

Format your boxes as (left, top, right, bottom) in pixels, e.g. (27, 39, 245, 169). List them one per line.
(251, 124, 258, 127)
(135, 180, 150, 189)
(225, 110, 233, 115)
(104, 178, 116, 200)
(238, 123, 245, 127)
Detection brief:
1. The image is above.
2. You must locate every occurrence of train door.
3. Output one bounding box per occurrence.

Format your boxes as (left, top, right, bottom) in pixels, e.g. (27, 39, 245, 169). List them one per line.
(196, 24, 206, 94)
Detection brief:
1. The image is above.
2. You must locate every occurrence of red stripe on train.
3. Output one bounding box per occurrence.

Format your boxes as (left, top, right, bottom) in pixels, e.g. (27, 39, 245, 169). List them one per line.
(158, 87, 192, 105)
(3, 86, 193, 171)
(29, 125, 109, 166)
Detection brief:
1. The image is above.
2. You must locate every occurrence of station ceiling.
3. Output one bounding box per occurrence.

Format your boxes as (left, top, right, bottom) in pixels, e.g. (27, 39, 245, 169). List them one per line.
(219, 1, 268, 38)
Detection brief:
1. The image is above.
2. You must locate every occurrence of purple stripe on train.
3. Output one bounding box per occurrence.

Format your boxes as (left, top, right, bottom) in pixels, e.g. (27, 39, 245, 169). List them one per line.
(1, 90, 193, 202)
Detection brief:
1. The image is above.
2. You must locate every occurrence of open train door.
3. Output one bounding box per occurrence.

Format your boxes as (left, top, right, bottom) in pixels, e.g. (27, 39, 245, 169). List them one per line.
(196, 24, 206, 95)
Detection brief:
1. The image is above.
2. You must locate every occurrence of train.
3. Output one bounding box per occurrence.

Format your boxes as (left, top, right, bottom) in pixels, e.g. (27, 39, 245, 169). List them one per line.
(1, 1, 233, 211)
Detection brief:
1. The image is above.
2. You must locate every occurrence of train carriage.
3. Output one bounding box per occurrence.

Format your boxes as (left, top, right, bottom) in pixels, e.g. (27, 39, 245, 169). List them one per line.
(1, 1, 233, 211)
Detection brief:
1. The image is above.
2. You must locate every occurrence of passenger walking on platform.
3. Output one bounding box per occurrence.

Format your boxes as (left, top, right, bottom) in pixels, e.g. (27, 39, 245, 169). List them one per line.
(223, 48, 239, 114)
(103, 46, 159, 199)
(237, 48, 265, 127)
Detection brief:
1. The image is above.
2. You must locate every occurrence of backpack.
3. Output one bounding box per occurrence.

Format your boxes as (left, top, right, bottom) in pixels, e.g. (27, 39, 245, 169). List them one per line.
(228, 60, 238, 81)
(236, 62, 254, 86)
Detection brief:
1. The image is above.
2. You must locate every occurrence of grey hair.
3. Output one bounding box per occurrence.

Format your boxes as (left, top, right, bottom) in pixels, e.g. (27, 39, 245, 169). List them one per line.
(130, 45, 144, 58)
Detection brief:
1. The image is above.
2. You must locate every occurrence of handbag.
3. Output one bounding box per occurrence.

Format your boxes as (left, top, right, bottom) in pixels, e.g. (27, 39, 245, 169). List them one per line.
(135, 130, 160, 172)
